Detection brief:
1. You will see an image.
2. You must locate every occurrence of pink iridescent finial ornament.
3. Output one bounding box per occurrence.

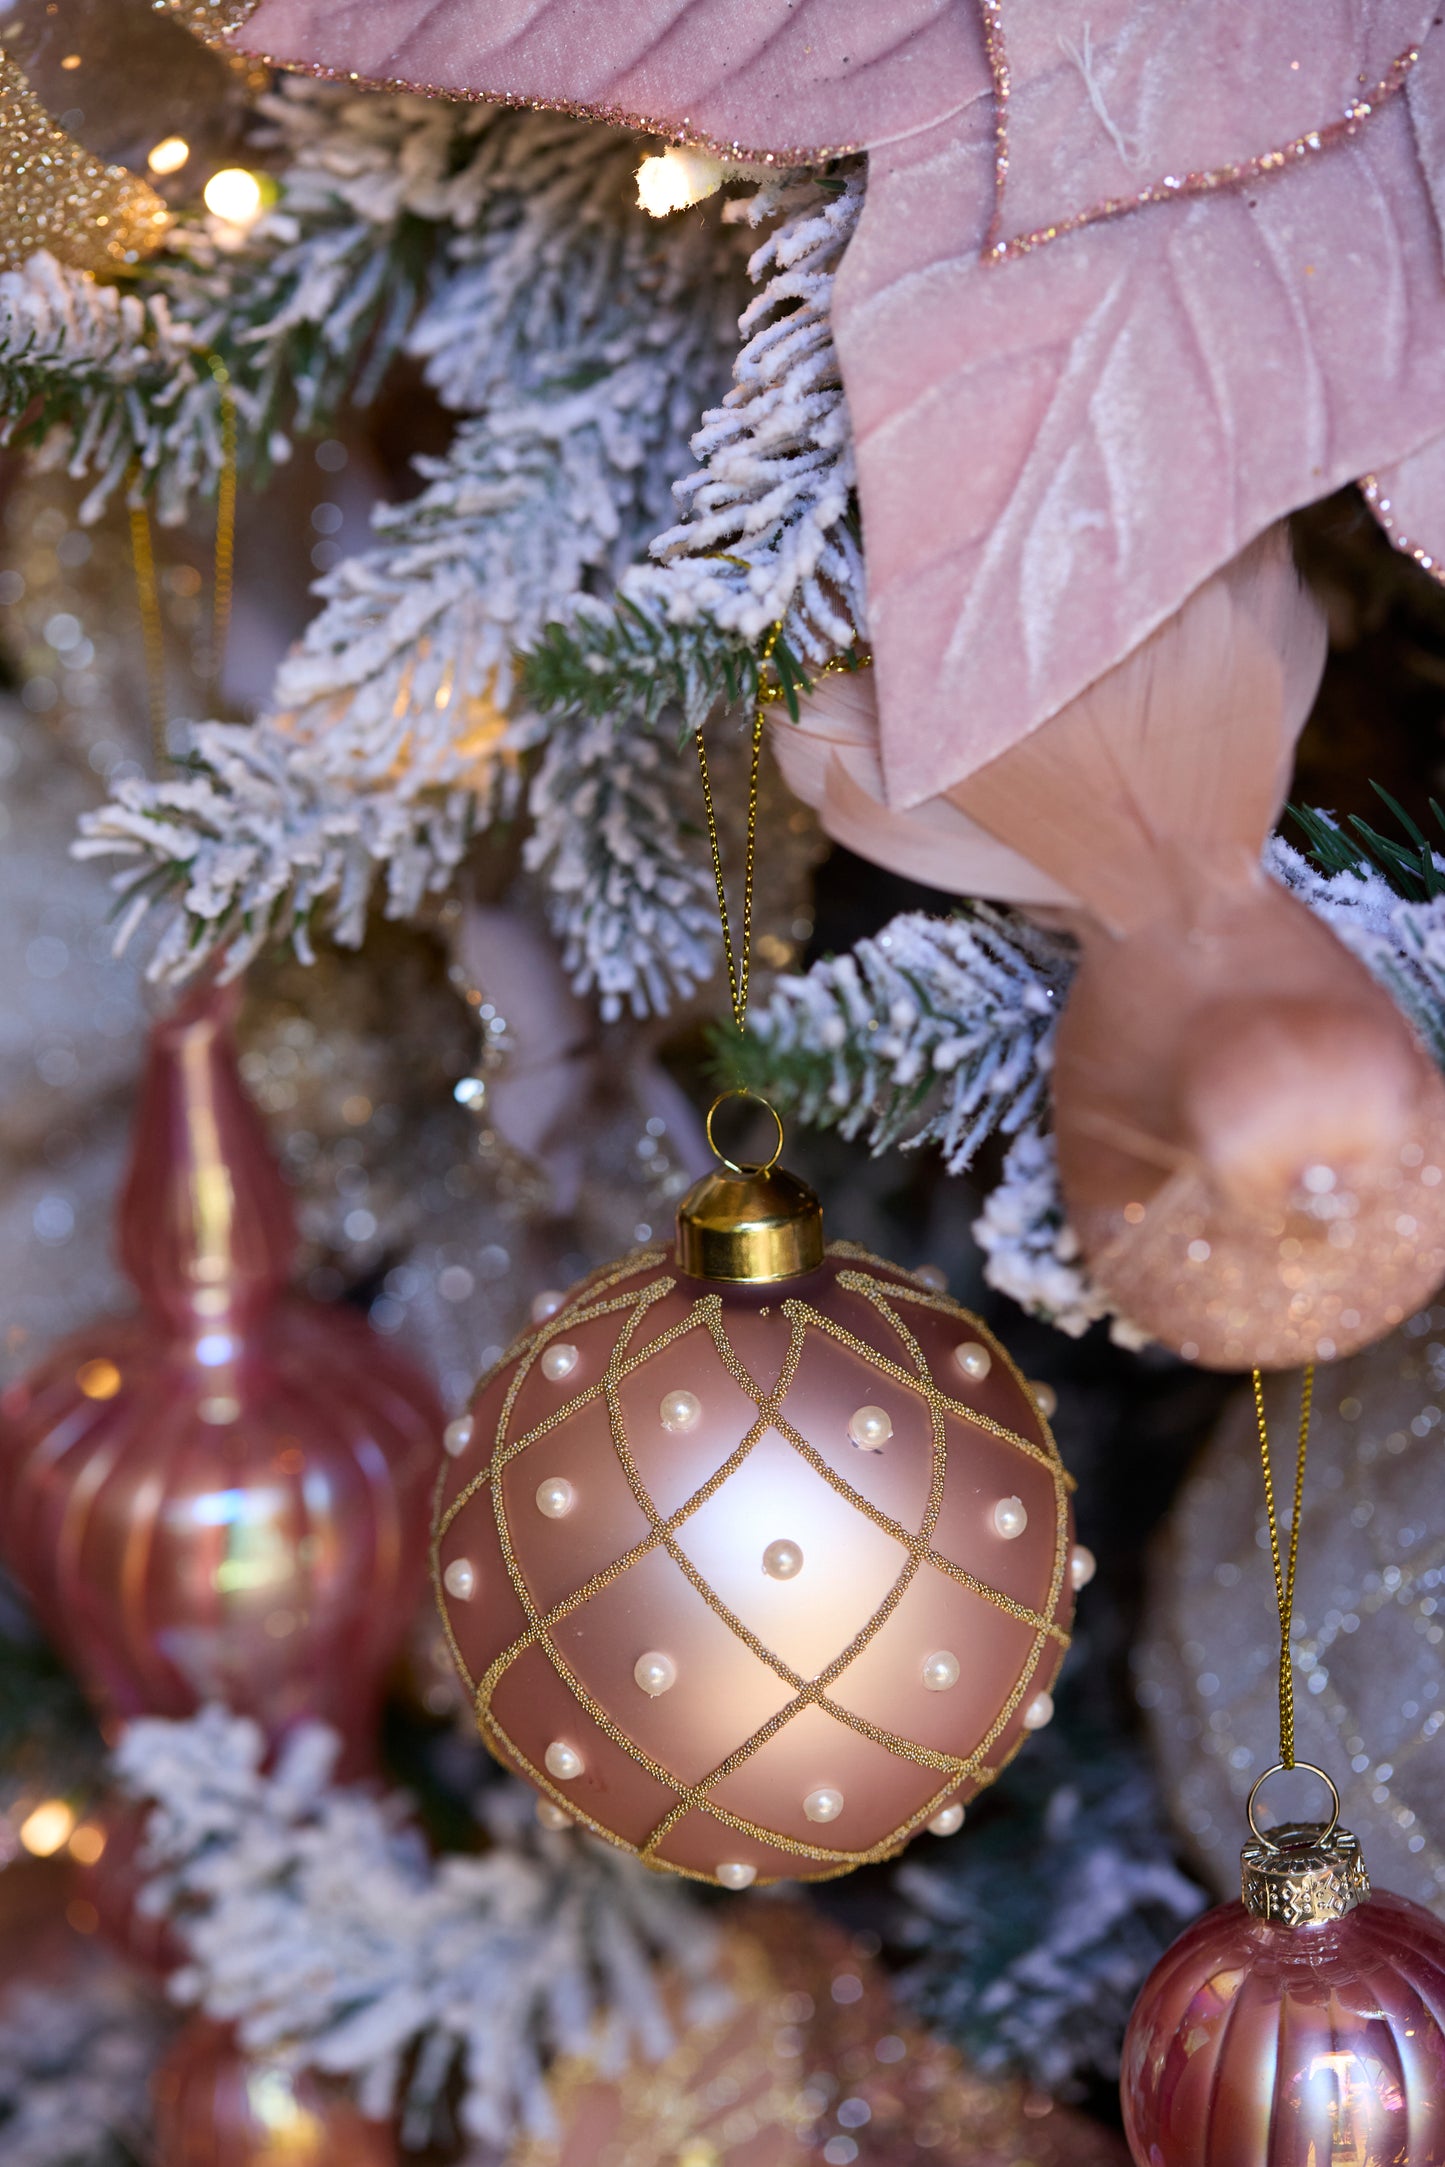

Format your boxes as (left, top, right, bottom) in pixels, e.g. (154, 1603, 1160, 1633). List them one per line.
(0, 983, 443, 1775)
(153, 2019, 398, 2167)
(1122, 1765, 1445, 2165)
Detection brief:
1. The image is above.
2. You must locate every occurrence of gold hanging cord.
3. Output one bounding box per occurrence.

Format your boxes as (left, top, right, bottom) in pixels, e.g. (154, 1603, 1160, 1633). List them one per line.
(128, 351, 238, 767)
(1247, 1378, 1343, 1854)
(696, 621, 778, 1038)
(1252, 1363, 1314, 1771)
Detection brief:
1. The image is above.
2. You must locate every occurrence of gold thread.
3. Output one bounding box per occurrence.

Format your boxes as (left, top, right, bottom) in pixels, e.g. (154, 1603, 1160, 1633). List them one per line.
(205, 353, 238, 690)
(1252, 1365, 1313, 1771)
(437, 1247, 1075, 1882)
(128, 481, 169, 769)
(697, 626, 774, 1037)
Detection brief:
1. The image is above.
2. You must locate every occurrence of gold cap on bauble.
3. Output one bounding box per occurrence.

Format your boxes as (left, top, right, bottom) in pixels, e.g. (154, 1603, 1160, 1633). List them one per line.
(1240, 1763, 1370, 1925)
(676, 1093, 824, 1284)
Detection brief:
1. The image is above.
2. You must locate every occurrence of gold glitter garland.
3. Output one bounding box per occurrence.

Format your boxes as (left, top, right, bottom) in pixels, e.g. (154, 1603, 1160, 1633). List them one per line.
(434, 1246, 1073, 1885)
(154, 0, 264, 43)
(0, 51, 169, 275)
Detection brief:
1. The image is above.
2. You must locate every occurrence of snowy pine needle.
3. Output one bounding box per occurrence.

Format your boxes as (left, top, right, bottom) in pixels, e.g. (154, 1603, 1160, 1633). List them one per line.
(738, 906, 1072, 1169)
(521, 169, 867, 737)
(116, 1709, 720, 2152)
(78, 108, 746, 987)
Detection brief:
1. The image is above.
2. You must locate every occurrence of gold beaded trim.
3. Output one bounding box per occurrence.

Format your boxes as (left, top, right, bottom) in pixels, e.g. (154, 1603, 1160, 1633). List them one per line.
(434, 1249, 1072, 1883)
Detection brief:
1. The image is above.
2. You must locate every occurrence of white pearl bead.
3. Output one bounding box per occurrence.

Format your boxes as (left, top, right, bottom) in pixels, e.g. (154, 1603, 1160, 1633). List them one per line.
(541, 1343, 579, 1382)
(531, 1289, 566, 1324)
(535, 1477, 575, 1519)
(1023, 1691, 1055, 1731)
(1070, 1543, 1097, 1590)
(762, 1539, 804, 1581)
(954, 1341, 992, 1382)
(536, 1799, 573, 1831)
(1028, 1379, 1058, 1420)
(847, 1404, 893, 1451)
(993, 1495, 1028, 1540)
(914, 1264, 948, 1292)
(659, 1389, 701, 1433)
(633, 1650, 677, 1698)
(929, 1804, 965, 1837)
(443, 1557, 476, 1601)
(804, 1787, 844, 1824)
(443, 1415, 474, 1458)
(545, 1740, 584, 1781)
(716, 1862, 757, 1890)
(922, 1650, 960, 1693)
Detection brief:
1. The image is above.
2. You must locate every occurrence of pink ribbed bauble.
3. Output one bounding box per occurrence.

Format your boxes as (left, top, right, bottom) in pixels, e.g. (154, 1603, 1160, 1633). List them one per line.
(434, 1234, 1077, 1887)
(153, 2020, 397, 2167)
(0, 985, 443, 1775)
(1122, 1886, 1445, 2165)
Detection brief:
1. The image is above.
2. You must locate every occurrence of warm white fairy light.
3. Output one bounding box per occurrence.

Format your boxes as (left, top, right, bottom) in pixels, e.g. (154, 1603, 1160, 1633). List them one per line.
(204, 167, 264, 227)
(147, 135, 191, 176)
(635, 144, 727, 217)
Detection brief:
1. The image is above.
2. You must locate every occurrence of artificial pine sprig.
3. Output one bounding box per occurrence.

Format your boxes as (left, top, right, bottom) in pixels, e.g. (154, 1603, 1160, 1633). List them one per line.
(731, 905, 1073, 1170)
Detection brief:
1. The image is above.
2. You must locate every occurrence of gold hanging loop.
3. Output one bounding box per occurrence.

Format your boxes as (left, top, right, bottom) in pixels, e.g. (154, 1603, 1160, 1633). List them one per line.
(705, 1088, 785, 1177)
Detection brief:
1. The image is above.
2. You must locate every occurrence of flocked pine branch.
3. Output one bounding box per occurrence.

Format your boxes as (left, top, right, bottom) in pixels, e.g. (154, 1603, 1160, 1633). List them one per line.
(895, 1715, 1203, 2094)
(1270, 824, 1445, 1068)
(0, 1951, 163, 2167)
(525, 710, 721, 1021)
(518, 168, 866, 735)
(3, 80, 496, 520)
(735, 906, 1073, 1168)
(77, 115, 748, 987)
(117, 1709, 720, 2154)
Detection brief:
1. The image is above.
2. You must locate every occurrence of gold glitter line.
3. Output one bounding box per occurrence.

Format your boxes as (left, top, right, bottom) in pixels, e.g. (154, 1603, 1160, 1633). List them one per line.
(157, 2, 856, 169)
(979, 15, 1420, 265)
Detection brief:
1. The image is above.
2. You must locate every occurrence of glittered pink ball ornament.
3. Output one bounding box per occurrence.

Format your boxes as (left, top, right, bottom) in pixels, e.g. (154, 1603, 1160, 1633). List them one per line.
(434, 1120, 1078, 1886)
(0, 984, 443, 1775)
(1122, 1778, 1445, 2166)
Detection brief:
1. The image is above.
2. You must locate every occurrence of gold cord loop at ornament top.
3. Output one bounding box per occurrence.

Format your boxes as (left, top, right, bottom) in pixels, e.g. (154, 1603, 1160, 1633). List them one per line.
(1246, 1759, 1341, 1853)
(129, 353, 238, 768)
(1252, 1363, 1313, 1771)
(705, 1089, 785, 1177)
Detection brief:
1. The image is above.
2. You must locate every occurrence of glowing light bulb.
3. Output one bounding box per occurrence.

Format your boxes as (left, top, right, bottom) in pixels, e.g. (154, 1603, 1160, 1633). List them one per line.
(148, 135, 191, 176)
(19, 1799, 75, 1857)
(636, 144, 727, 217)
(204, 167, 264, 227)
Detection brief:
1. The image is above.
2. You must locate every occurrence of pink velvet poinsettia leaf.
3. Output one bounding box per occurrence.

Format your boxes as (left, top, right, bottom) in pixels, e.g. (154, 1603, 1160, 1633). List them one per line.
(840, 71, 1445, 804)
(204, 0, 1445, 805)
(994, 0, 1435, 252)
(218, 0, 977, 159)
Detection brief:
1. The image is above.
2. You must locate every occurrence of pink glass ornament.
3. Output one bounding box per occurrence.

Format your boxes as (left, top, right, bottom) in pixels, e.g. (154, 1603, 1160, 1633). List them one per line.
(434, 1244, 1075, 1885)
(153, 2019, 397, 2167)
(0, 984, 443, 1775)
(1122, 1887, 1445, 2165)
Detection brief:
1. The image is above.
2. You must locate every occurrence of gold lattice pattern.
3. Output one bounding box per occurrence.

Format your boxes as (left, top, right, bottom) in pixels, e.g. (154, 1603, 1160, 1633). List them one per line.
(435, 1250, 1073, 1882)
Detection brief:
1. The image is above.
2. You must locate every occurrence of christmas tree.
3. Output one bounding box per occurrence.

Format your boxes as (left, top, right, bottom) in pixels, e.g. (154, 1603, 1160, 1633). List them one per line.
(5, 5, 1445, 2162)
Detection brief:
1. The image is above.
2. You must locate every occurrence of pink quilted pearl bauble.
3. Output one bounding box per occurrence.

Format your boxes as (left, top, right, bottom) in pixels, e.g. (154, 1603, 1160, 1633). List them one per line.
(434, 1148, 1075, 1885)
(0, 984, 443, 1775)
(1123, 1815, 1445, 2165)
